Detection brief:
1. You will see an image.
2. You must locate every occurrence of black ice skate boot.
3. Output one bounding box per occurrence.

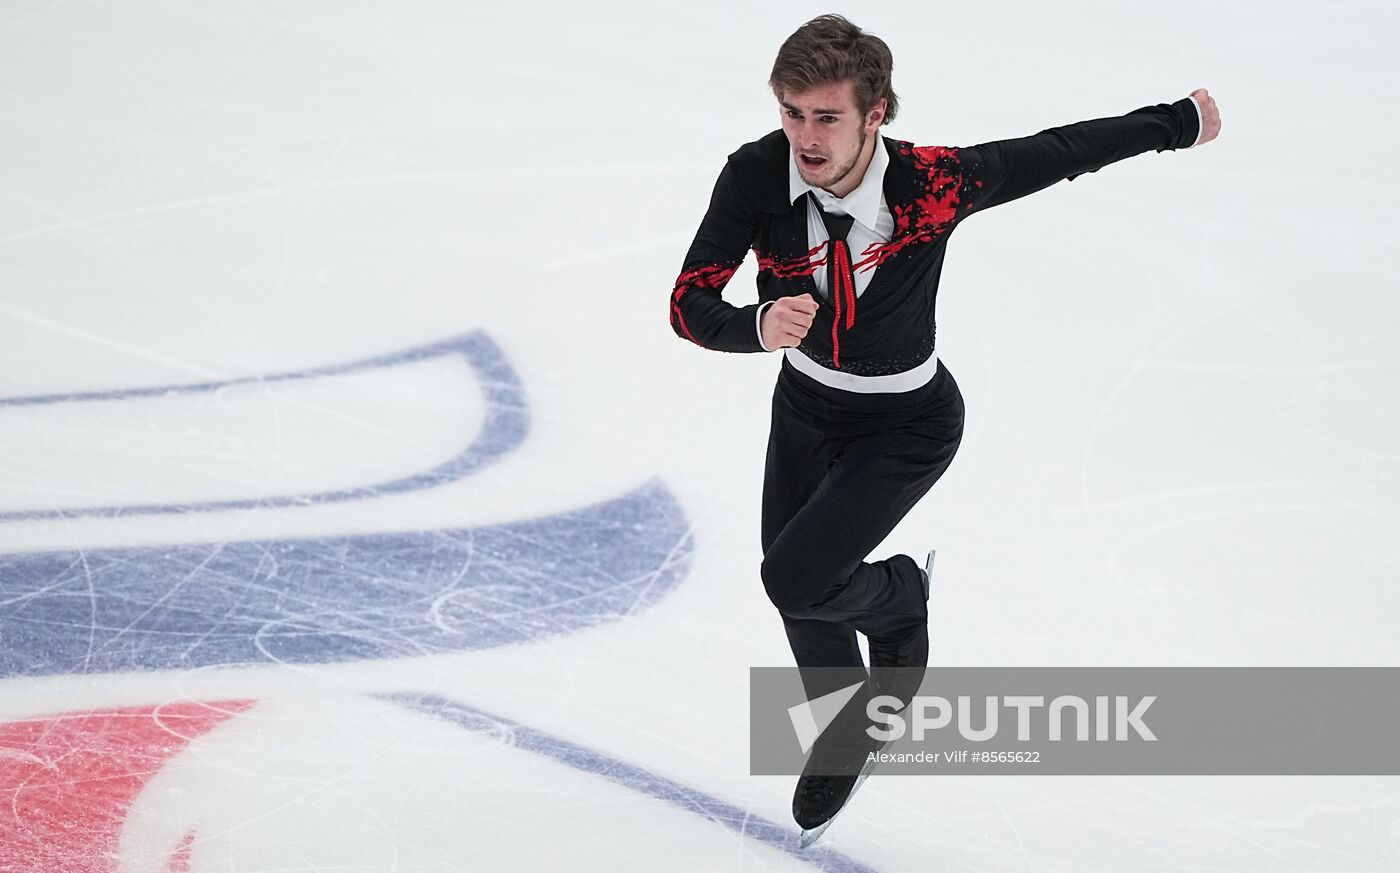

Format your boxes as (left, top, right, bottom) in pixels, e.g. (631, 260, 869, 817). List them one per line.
(792, 713, 887, 847)
(868, 549, 934, 711)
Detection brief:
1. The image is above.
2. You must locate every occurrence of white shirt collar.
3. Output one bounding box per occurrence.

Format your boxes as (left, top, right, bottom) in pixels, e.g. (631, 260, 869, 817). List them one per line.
(788, 135, 889, 232)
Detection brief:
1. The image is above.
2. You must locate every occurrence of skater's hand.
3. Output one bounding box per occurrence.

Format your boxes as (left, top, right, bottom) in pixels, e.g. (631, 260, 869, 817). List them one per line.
(1190, 88, 1221, 146)
(761, 294, 819, 350)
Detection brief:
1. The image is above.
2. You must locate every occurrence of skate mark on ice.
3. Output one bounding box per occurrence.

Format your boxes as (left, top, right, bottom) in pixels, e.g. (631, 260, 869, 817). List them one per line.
(384, 692, 884, 873)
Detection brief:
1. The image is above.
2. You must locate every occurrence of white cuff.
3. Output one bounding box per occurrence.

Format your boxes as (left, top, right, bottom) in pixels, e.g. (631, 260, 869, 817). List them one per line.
(1187, 94, 1204, 148)
(756, 300, 776, 352)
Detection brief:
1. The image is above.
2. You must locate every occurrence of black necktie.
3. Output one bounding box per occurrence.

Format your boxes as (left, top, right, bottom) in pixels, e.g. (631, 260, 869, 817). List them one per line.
(814, 196, 858, 368)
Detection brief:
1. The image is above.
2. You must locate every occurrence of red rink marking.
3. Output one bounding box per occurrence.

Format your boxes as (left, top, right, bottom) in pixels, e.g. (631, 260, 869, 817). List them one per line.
(0, 700, 254, 873)
(161, 828, 198, 873)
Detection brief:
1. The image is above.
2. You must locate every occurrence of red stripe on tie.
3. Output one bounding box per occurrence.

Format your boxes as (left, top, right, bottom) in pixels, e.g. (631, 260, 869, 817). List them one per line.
(840, 242, 856, 329)
(831, 240, 843, 369)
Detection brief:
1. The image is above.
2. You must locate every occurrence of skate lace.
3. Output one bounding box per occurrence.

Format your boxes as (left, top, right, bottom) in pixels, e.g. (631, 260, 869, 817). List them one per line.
(870, 635, 914, 668)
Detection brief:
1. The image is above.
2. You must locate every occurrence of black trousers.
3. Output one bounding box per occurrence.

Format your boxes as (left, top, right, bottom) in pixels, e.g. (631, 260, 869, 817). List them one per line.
(761, 355, 965, 701)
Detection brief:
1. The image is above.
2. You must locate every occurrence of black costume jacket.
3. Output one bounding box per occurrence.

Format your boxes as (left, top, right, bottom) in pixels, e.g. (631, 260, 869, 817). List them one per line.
(669, 96, 1202, 376)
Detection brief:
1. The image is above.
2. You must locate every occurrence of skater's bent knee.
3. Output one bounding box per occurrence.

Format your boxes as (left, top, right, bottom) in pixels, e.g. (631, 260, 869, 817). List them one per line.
(760, 555, 830, 618)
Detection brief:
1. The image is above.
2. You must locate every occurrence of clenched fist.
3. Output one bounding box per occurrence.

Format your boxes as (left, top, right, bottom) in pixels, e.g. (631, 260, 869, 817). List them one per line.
(761, 294, 819, 350)
(1190, 88, 1221, 146)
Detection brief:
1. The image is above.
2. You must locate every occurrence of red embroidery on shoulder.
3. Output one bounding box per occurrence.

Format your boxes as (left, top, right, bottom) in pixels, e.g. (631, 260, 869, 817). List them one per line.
(853, 143, 966, 272)
(910, 145, 963, 226)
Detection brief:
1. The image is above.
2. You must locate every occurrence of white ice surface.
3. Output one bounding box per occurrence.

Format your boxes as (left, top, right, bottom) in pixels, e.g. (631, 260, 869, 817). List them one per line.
(2, 1, 1399, 871)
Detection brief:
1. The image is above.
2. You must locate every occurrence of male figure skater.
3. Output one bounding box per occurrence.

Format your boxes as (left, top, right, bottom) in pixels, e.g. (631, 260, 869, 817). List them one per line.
(667, 13, 1221, 839)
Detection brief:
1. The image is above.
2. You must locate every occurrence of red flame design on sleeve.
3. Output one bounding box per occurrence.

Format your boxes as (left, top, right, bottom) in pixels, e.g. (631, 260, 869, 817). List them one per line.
(669, 260, 741, 346)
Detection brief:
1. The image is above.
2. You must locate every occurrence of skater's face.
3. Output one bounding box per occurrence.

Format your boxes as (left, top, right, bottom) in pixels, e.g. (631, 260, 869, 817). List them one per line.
(780, 80, 886, 199)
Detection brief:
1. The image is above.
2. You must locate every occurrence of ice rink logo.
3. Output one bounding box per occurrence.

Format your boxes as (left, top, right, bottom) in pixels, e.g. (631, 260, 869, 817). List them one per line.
(0, 331, 885, 873)
(0, 332, 694, 678)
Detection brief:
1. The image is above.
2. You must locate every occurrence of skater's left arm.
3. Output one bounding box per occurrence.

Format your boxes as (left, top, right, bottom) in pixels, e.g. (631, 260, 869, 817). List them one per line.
(956, 88, 1221, 218)
(668, 158, 770, 353)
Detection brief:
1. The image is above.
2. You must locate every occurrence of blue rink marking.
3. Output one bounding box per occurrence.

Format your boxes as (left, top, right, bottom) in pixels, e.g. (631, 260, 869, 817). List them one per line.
(0, 479, 691, 678)
(0, 331, 526, 522)
(0, 329, 855, 865)
(384, 693, 883, 873)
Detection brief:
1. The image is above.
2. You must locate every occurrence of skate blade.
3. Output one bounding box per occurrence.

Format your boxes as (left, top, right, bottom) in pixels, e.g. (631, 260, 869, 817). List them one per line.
(798, 819, 833, 849)
(796, 748, 885, 849)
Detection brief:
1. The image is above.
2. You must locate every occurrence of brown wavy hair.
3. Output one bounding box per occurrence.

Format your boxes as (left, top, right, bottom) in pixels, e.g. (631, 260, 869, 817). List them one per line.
(768, 14, 899, 125)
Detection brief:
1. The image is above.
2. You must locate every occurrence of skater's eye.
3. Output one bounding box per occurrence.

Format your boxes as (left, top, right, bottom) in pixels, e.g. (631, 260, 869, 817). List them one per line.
(820, 115, 837, 124)
(786, 109, 802, 119)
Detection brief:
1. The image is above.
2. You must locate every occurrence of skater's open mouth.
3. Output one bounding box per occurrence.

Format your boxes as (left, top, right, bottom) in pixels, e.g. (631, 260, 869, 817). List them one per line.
(800, 153, 827, 169)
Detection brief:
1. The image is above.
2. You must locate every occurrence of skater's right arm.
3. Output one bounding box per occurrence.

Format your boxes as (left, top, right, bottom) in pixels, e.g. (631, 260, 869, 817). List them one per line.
(759, 294, 818, 350)
(668, 160, 775, 353)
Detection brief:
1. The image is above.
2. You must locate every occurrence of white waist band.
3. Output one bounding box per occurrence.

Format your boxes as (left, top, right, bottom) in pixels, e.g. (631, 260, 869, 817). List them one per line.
(783, 346, 940, 394)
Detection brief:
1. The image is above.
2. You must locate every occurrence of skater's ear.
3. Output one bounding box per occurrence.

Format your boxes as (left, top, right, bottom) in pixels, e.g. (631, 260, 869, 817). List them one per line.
(864, 97, 887, 131)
